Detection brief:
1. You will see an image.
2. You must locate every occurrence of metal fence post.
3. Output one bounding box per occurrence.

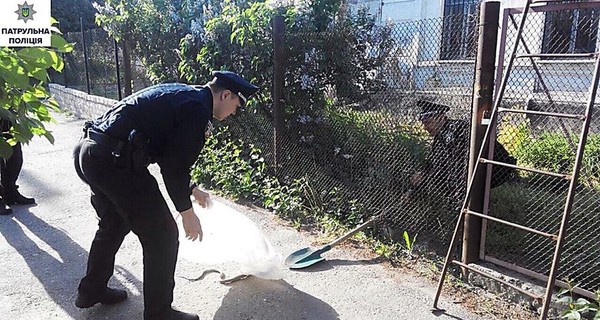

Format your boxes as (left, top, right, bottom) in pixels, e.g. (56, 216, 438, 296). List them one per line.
(80, 17, 91, 94)
(272, 15, 285, 177)
(114, 39, 122, 100)
(462, 1, 500, 266)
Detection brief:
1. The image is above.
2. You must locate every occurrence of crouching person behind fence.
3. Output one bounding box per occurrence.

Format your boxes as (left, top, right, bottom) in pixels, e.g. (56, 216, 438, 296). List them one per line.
(73, 71, 259, 320)
(409, 99, 516, 203)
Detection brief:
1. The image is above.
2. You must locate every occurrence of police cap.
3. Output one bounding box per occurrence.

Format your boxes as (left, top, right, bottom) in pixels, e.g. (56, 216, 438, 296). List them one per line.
(212, 71, 259, 106)
(417, 99, 450, 121)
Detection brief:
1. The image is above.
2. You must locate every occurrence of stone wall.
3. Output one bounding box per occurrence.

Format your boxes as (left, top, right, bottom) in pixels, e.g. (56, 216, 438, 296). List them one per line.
(49, 84, 116, 119)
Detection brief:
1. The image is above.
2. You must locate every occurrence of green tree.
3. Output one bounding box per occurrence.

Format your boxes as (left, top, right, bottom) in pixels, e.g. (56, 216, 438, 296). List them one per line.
(0, 20, 73, 158)
(178, 0, 393, 126)
(94, 0, 213, 83)
(51, 0, 97, 32)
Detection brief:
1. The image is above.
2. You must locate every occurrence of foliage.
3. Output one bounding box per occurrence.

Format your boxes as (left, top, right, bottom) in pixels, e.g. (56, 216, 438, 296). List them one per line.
(517, 131, 574, 173)
(179, 1, 394, 120)
(501, 120, 600, 186)
(558, 281, 600, 320)
(374, 241, 402, 260)
(94, 0, 215, 82)
(191, 126, 385, 228)
(402, 230, 418, 258)
(0, 20, 73, 157)
(51, 0, 97, 32)
(301, 106, 428, 198)
(191, 126, 308, 219)
(191, 127, 267, 201)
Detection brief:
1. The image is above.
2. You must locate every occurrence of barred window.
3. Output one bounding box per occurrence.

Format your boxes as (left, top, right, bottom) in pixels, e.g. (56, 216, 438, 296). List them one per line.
(440, 0, 479, 60)
(542, 7, 600, 54)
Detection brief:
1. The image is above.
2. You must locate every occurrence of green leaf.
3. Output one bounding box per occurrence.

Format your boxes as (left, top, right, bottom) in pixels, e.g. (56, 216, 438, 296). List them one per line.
(574, 298, 591, 306)
(561, 310, 581, 320)
(22, 91, 40, 103)
(403, 230, 412, 250)
(29, 67, 48, 81)
(559, 296, 573, 304)
(43, 131, 55, 144)
(51, 34, 74, 53)
(17, 48, 54, 68)
(48, 51, 63, 71)
(0, 63, 29, 89)
(0, 139, 13, 159)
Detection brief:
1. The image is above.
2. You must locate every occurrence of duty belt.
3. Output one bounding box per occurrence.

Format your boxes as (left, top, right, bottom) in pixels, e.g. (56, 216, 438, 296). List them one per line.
(86, 129, 126, 156)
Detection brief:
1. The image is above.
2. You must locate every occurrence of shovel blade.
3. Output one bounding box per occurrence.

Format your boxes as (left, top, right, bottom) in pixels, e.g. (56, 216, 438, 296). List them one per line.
(284, 245, 331, 269)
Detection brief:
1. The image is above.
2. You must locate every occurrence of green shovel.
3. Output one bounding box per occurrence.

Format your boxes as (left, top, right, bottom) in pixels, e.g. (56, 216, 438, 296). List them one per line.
(285, 216, 379, 269)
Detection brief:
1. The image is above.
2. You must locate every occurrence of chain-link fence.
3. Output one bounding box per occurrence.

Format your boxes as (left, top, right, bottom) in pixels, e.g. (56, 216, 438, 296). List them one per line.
(227, 15, 477, 250)
(484, 5, 600, 296)
(55, 8, 600, 297)
(227, 10, 599, 296)
(51, 25, 151, 100)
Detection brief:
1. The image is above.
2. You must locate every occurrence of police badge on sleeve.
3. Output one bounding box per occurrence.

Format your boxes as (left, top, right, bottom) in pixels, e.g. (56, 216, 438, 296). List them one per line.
(205, 121, 214, 139)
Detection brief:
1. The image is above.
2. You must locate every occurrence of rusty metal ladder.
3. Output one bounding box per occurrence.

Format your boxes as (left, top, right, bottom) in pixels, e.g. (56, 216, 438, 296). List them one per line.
(432, 0, 600, 319)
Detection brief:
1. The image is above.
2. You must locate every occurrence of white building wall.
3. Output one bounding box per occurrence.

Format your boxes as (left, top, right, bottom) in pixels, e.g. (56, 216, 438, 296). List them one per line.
(353, 0, 443, 23)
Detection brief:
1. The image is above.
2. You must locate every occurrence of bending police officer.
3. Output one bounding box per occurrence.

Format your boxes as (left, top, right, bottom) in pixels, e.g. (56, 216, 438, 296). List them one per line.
(73, 71, 259, 320)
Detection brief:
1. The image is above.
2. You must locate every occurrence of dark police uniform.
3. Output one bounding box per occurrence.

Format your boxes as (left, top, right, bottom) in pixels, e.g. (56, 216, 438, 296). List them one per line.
(422, 118, 470, 202)
(75, 83, 212, 318)
(0, 119, 35, 215)
(417, 100, 516, 203)
(73, 71, 258, 319)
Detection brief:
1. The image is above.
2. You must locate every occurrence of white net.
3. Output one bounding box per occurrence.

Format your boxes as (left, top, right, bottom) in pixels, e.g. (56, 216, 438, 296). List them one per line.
(177, 200, 285, 281)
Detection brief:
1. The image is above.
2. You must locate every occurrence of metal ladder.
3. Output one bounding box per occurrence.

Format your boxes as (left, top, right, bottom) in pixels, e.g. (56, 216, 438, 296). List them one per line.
(432, 0, 600, 319)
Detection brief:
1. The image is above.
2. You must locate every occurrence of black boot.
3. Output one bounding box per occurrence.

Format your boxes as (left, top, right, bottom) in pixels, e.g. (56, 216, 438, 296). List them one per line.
(0, 198, 12, 215)
(3, 190, 35, 205)
(75, 287, 128, 308)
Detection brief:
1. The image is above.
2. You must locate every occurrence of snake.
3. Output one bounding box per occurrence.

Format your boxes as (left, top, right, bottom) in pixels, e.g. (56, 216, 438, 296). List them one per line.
(180, 269, 250, 285)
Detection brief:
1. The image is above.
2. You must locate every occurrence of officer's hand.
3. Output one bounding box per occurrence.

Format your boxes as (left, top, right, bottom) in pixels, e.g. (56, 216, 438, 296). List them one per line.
(192, 187, 211, 208)
(180, 208, 203, 241)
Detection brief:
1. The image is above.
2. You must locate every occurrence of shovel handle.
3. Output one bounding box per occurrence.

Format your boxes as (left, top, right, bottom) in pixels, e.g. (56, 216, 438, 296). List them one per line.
(328, 216, 377, 248)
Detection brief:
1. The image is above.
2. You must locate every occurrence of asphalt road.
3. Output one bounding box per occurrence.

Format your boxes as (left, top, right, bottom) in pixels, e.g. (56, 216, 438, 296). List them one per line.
(0, 111, 483, 320)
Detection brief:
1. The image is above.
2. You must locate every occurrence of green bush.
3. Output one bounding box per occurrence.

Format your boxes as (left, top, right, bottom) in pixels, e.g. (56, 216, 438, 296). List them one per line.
(191, 127, 267, 201)
(191, 126, 378, 226)
(0, 21, 73, 157)
(517, 131, 574, 174)
(505, 122, 600, 186)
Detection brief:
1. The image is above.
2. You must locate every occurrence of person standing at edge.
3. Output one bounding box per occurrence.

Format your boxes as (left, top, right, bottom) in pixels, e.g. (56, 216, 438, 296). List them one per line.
(0, 119, 36, 215)
(73, 71, 259, 320)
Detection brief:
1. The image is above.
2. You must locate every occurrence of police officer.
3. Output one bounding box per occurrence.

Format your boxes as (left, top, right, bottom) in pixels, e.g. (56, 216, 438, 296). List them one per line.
(410, 100, 469, 202)
(0, 119, 36, 215)
(410, 99, 515, 200)
(73, 71, 259, 320)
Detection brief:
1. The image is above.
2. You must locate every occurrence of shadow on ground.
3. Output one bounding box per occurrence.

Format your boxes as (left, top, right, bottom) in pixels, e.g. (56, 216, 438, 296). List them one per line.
(215, 277, 339, 320)
(0, 207, 143, 319)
